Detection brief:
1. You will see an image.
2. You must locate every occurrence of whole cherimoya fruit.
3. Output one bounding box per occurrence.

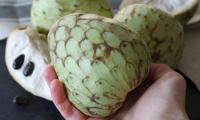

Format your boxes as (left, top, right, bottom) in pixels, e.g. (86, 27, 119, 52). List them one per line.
(31, 0, 112, 34)
(114, 4, 184, 68)
(48, 13, 150, 117)
(119, 0, 199, 25)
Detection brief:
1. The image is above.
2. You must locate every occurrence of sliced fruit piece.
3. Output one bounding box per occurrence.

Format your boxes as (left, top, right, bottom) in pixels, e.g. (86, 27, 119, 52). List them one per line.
(188, 1, 200, 24)
(5, 27, 51, 100)
(119, 0, 199, 24)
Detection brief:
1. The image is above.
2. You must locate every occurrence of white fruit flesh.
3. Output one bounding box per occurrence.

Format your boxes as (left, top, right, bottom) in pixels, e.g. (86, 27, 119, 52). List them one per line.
(5, 27, 51, 100)
(189, 1, 200, 24)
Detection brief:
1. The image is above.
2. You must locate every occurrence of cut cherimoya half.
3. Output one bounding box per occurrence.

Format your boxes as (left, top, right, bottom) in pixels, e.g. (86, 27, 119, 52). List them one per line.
(188, 1, 200, 25)
(5, 27, 51, 100)
(119, 0, 199, 25)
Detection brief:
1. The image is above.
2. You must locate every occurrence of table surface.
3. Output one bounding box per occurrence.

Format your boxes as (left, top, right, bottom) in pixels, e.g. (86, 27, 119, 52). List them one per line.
(0, 39, 200, 120)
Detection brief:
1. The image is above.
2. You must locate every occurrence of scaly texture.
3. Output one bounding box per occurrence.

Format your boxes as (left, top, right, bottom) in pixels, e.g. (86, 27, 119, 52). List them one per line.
(119, 0, 199, 25)
(48, 13, 150, 117)
(31, 0, 112, 34)
(115, 4, 184, 68)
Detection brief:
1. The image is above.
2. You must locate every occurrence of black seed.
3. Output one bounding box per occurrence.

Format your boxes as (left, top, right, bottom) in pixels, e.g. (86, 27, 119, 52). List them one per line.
(12, 96, 30, 106)
(23, 62, 34, 76)
(13, 54, 25, 70)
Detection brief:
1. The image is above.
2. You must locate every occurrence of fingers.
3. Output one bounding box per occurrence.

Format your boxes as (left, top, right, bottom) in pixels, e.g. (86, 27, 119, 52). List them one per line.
(49, 79, 67, 106)
(157, 71, 187, 108)
(147, 64, 172, 82)
(44, 64, 58, 86)
(140, 64, 187, 111)
(50, 79, 86, 120)
(146, 64, 187, 110)
(148, 64, 186, 106)
(123, 64, 188, 120)
(44, 65, 87, 120)
(152, 71, 188, 119)
(49, 79, 71, 118)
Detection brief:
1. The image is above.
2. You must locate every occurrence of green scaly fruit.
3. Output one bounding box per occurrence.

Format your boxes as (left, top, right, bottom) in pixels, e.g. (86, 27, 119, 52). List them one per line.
(48, 13, 150, 117)
(114, 4, 184, 68)
(31, 0, 113, 34)
(119, 0, 199, 25)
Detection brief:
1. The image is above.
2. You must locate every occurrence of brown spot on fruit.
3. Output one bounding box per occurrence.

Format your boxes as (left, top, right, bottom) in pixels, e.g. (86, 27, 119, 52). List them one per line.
(74, 4, 78, 7)
(42, 11, 46, 15)
(87, 107, 96, 115)
(151, 52, 161, 62)
(82, 76, 90, 83)
(90, 94, 100, 102)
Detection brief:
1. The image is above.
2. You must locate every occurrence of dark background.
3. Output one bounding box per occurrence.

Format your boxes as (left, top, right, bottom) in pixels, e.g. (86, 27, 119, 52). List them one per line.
(0, 39, 200, 120)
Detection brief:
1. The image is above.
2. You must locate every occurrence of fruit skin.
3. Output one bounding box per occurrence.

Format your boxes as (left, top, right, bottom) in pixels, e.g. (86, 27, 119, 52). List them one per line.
(114, 4, 184, 68)
(31, 0, 113, 34)
(119, 0, 199, 25)
(48, 13, 150, 117)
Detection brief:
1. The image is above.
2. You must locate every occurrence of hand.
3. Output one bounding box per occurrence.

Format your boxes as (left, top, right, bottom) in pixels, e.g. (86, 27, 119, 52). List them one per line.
(44, 64, 189, 120)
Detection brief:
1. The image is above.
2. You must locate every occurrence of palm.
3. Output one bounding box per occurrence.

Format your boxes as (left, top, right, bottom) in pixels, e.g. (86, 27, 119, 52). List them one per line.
(45, 64, 188, 120)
